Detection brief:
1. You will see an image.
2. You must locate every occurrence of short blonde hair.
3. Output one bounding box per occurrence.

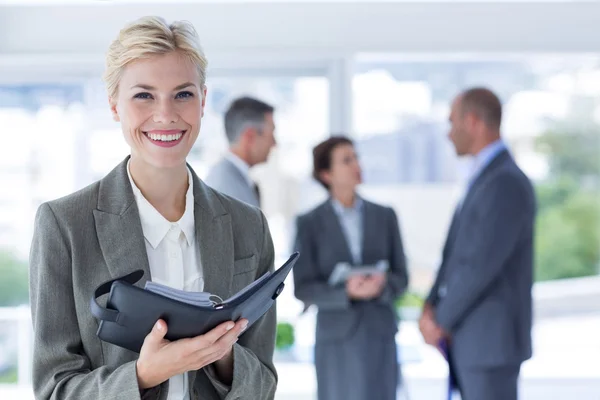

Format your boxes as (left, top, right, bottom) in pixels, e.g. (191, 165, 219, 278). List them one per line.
(103, 16, 208, 99)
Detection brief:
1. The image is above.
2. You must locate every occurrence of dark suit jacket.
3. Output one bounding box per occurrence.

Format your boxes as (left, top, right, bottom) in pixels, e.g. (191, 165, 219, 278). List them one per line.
(29, 157, 277, 400)
(428, 149, 536, 367)
(293, 199, 409, 343)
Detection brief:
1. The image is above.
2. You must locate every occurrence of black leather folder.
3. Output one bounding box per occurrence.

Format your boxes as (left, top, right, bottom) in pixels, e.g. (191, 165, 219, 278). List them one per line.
(90, 251, 299, 353)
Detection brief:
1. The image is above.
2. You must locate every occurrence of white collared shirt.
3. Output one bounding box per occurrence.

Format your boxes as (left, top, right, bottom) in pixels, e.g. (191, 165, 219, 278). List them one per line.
(225, 151, 254, 189)
(127, 161, 202, 400)
(331, 197, 365, 264)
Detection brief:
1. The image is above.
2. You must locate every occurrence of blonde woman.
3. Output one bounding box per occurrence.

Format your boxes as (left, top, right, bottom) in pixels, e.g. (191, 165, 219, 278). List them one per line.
(29, 16, 277, 400)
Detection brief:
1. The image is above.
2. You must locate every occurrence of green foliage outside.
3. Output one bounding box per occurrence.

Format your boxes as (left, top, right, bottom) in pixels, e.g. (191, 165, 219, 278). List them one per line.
(275, 322, 295, 350)
(0, 367, 18, 384)
(533, 116, 600, 281)
(0, 251, 29, 307)
(394, 291, 425, 309)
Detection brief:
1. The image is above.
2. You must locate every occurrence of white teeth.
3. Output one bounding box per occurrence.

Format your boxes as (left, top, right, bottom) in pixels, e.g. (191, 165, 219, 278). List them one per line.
(147, 132, 183, 142)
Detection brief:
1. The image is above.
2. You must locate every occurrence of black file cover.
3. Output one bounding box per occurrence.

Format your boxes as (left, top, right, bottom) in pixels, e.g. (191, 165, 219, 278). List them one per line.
(91, 252, 299, 353)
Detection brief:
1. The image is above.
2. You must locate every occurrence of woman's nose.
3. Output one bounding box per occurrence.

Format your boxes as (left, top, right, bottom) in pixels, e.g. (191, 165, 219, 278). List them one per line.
(153, 100, 179, 124)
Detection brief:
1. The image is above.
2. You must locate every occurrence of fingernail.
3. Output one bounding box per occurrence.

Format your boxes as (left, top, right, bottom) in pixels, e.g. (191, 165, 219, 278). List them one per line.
(241, 321, 249, 331)
(226, 322, 235, 331)
(155, 321, 163, 331)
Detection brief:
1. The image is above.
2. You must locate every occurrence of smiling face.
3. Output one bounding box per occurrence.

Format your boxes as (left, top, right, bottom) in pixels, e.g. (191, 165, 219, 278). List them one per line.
(110, 51, 206, 170)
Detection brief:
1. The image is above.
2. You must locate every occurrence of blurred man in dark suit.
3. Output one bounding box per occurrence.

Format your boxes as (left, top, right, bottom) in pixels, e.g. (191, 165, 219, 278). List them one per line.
(420, 87, 536, 400)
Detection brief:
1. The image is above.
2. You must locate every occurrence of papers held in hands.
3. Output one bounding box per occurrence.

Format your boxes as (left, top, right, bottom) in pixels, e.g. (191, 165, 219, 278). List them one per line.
(328, 260, 389, 286)
(144, 271, 272, 308)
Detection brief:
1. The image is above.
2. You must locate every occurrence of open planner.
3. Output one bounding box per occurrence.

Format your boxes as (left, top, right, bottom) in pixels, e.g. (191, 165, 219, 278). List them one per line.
(90, 252, 299, 353)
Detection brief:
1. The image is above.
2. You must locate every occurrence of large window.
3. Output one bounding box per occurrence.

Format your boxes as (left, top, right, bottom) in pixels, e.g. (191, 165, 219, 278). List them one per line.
(352, 54, 600, 290)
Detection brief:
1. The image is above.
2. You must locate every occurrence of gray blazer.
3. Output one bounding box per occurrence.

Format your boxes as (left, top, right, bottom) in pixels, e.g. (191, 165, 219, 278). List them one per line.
(427, 150, 536, 368)
(293, 199, 409, 342)
(204, 157, 259, 208)
(29, 157, 277, 400)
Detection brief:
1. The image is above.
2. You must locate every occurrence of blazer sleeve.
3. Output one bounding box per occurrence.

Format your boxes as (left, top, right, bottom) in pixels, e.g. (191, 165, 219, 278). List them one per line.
(29, 203, 159, 400)
(204, 210, 277, 399)
(426, 209, 460, 306)
(434, 175, 533, 333)
(292, 214, 351, 310)
(426, 243, 451, 306)
(377, 208, 409, 306)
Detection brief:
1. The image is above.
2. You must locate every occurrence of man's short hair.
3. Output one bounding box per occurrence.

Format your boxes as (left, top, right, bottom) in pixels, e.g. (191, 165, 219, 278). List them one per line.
(460, 87, 503, 130)
(223, 96, 274, 144)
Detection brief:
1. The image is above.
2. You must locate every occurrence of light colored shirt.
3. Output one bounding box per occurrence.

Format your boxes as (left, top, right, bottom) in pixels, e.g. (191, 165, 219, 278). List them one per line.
(468, 139, 506, 189)
(457, 139, 507, 209)
(225, 151, 254, 189)
(127, 161, 202, 400)
(331, 196, 364, 264)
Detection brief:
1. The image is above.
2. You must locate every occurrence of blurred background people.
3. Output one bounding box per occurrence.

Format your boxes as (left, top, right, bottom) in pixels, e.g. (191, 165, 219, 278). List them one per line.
(420, 88, 537, 400)
(204, 96, 276, 208)
(293, 136, 409, 400)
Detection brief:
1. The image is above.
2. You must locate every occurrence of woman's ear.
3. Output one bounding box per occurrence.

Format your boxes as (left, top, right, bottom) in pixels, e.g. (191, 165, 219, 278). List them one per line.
(109, 97, 120, 122)
(319, 170, 332, 187)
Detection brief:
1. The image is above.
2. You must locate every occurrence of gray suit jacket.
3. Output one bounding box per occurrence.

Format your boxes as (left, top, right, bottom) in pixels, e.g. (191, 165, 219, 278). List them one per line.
(427, 149, 536, 368)
(204, 157, 259, 208)
(29, 157, 277, 400)
(293, 199, 409, 343)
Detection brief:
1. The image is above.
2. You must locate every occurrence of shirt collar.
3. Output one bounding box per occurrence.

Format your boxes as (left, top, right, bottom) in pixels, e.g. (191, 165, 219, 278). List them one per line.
(331, 196, 364, 216)
(225, 151, 254, 188)
(126, 160, 195, 249)
(470, 139, 506, 181)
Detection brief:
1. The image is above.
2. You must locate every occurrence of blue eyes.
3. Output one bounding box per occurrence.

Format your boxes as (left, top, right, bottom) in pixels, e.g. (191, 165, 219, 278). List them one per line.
(133, 91, 194, 100)
(133, 92, 152, 99)
(176, 91, 194, 99)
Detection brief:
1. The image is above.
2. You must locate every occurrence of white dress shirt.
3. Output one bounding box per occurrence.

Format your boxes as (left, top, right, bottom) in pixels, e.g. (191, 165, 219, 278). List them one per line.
(331, 197, 365, 264)
(127, 161, 203, 400)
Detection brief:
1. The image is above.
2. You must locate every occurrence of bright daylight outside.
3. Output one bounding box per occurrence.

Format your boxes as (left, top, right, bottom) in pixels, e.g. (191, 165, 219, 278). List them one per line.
(1, 2, 599, 400)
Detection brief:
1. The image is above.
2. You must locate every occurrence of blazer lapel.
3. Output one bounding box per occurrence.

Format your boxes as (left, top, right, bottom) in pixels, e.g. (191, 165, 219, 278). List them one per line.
(93, 157, 152, 286)
(93, 159, 235, 298)
(190, 169, 234, 299)
(460, 149, 510, 212)
(320, 201, 354, 264)
(360, 201, 376, 264)
(444, 150, 511, 254)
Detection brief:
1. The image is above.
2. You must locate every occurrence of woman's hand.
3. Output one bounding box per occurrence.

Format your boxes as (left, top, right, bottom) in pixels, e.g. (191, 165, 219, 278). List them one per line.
(136, 318, 248, 389)
(346, 273, 386, 300)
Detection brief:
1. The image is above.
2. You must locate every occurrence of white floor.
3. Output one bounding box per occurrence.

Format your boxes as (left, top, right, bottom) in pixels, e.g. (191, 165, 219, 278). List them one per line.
(2, 313, 599, 400)
(3, 377, 599, 400)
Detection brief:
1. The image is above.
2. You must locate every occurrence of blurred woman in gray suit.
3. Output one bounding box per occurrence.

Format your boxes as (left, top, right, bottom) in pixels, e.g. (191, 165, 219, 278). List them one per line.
(293, 136, 409, 400)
